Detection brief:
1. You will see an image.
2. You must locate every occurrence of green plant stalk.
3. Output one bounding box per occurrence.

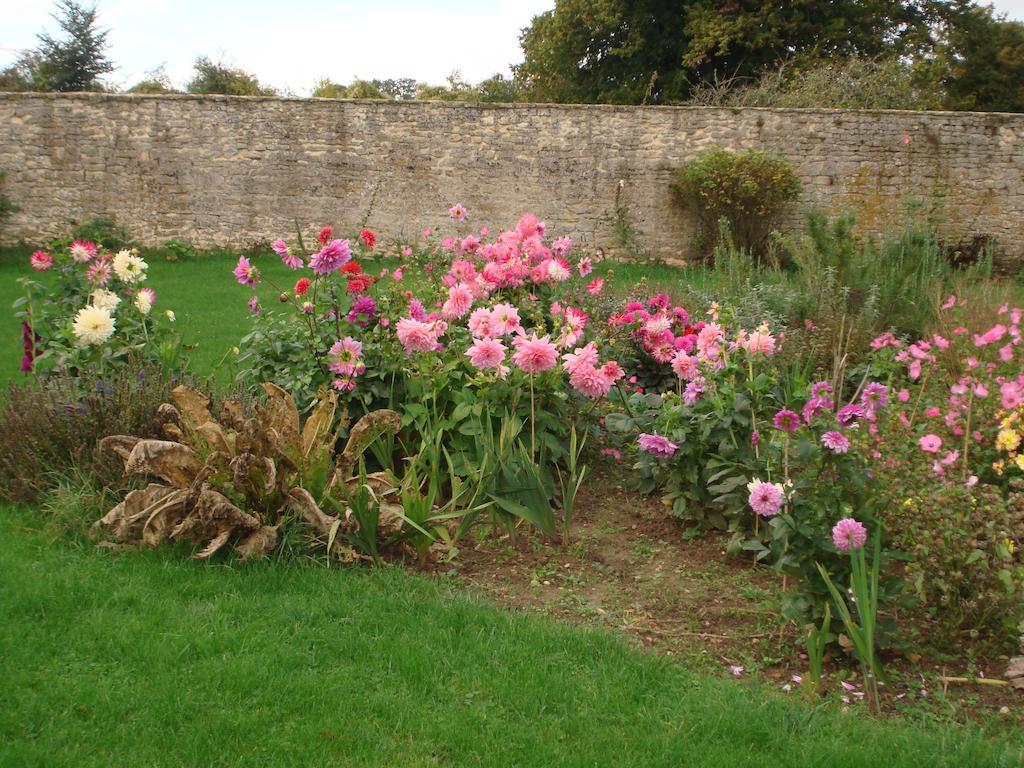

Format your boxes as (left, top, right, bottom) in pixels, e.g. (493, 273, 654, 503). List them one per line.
(817, 533, 884, 713)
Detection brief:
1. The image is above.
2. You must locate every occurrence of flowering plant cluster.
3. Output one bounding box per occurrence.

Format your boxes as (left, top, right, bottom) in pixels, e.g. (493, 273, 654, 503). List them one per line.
(233, 209, 622, 536)
(864, 297, 1024, 640)
(602, 297, 900, 621)
(869, 297, 1024, 488)
(15, 240, 179, 377)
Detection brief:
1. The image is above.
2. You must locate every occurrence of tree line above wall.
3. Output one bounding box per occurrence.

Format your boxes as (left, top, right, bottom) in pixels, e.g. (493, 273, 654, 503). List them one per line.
(2, 0, 1023, 112)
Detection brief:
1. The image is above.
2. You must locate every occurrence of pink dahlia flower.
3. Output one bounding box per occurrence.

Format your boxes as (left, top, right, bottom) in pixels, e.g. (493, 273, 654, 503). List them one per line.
(309, 239, 352, 275)
(747, 479, 784, 517)
(329, 336, 364, 376)
(466, 337, 506, 369)
(69, 239, 98, 263)
(773, 409, 801, 432)
(30, 250, 53, 271)
(821, 430, 850, 454)
(396, 318, 441, 354)
(832, 518, 868, 552)
(442, 282, 474, 319)
(637, 433, 679, 457)
(272, 238, 303, 269)
(511, 334, 558, 374)
(234, 256, 260, 287)
(918, 434, 942, 453)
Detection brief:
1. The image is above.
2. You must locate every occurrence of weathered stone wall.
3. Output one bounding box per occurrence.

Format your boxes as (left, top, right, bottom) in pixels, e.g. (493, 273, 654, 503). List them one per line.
(2, 92, 1022, 265)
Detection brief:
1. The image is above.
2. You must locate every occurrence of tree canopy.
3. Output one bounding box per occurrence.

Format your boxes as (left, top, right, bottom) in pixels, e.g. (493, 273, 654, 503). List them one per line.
(0, 1, 113, 92)
(514, 0, 1023, 110)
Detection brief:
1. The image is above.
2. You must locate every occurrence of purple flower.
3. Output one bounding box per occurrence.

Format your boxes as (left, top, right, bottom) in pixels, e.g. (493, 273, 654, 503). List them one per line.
(683, 377, 705, 404)
(832, 518, 868, 552)
(346, 295, 378, 327)
(802, 396, 832, 425)
(810, 380, 833, 399)
(821, 430, 850, 454)
(860, 382, 889, 414)
(408, 299, 427, 321)
(309, 239, 352, 275)
(836, 403, 867, 427)
(751, 430, 760, 448)
(638, 433, 679, 457)
(247, 295, 262, 315)
(773, 409, 801, 432)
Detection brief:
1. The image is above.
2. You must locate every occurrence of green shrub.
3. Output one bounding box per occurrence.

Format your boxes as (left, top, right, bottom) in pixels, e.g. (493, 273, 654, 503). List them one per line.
(886, 481, 1024, 648)
(672, 148, 800, 259)
(688, 56, 946, 111)
(70, 216, 134, 250)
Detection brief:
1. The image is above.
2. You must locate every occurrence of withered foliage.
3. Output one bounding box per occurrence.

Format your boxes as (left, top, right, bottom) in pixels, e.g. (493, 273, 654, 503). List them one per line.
(94, 382, 402, 560)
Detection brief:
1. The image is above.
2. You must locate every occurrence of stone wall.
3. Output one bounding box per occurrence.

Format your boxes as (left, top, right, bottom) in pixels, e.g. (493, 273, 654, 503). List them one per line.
(1, 92, 1022, 265)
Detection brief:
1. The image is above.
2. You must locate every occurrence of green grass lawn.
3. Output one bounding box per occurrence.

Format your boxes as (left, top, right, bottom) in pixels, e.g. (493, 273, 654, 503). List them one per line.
(1, 509, 1019, 768)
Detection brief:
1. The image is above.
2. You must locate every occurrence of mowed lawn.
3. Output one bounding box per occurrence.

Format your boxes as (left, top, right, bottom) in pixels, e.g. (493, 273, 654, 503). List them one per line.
(1, 247, 1022, 765)
(1, 510, 1020, 768)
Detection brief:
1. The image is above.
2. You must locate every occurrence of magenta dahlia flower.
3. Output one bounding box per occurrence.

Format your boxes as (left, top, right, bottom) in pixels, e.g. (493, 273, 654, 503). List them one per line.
(773, 409, 801, 432)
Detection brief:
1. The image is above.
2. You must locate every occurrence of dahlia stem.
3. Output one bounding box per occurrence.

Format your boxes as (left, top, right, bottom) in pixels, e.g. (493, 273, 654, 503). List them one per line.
(962, 388, 973, 481)
(529, 374, 536, 462)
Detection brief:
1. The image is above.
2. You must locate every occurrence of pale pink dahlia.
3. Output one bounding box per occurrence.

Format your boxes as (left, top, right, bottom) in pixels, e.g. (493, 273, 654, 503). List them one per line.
(442, 282, 474, 319)
(69, 239, 98, 263)
(832, 518, 868, 552)
(396, 318, 441, 354)
(329, 336, 364, 376)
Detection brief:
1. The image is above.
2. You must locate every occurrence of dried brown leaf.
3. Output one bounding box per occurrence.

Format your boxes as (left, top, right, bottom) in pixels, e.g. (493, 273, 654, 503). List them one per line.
(123, 440, 204, 488)
(235, 525, 280, 559)
(259, 383, 300, 453)
(99, 435, 142, 464)
(301, 389, 338, 458)
(171, 385, 214, 428)
(335, 410, 401, 481)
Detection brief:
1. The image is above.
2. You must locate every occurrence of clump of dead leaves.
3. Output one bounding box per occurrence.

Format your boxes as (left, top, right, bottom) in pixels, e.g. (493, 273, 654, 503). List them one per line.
(93, 382, 404, 561)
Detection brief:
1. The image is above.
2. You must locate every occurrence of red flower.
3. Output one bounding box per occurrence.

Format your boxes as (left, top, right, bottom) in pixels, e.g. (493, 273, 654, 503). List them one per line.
(294, 278, 311, 296)
(340, 261, 362, 275)
(317, 226, 332, 245)
(360, 228, 376, 248)
(346, 274, 374, 294)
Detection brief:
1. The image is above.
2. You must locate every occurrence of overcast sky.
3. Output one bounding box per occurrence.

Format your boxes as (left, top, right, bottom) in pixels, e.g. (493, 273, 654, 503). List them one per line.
(3, 0, 1024, 95)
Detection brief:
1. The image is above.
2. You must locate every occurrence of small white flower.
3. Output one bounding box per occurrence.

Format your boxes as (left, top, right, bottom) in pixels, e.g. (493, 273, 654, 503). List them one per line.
(134, 291, 152, 315)
(90, 289, 120, 312)
(112, 250, 148, 284)
(72, 305, 115, 345)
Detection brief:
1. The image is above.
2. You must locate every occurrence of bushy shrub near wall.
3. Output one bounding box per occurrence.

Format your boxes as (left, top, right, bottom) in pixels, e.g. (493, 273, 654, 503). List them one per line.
(672, 149, 801, 260)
